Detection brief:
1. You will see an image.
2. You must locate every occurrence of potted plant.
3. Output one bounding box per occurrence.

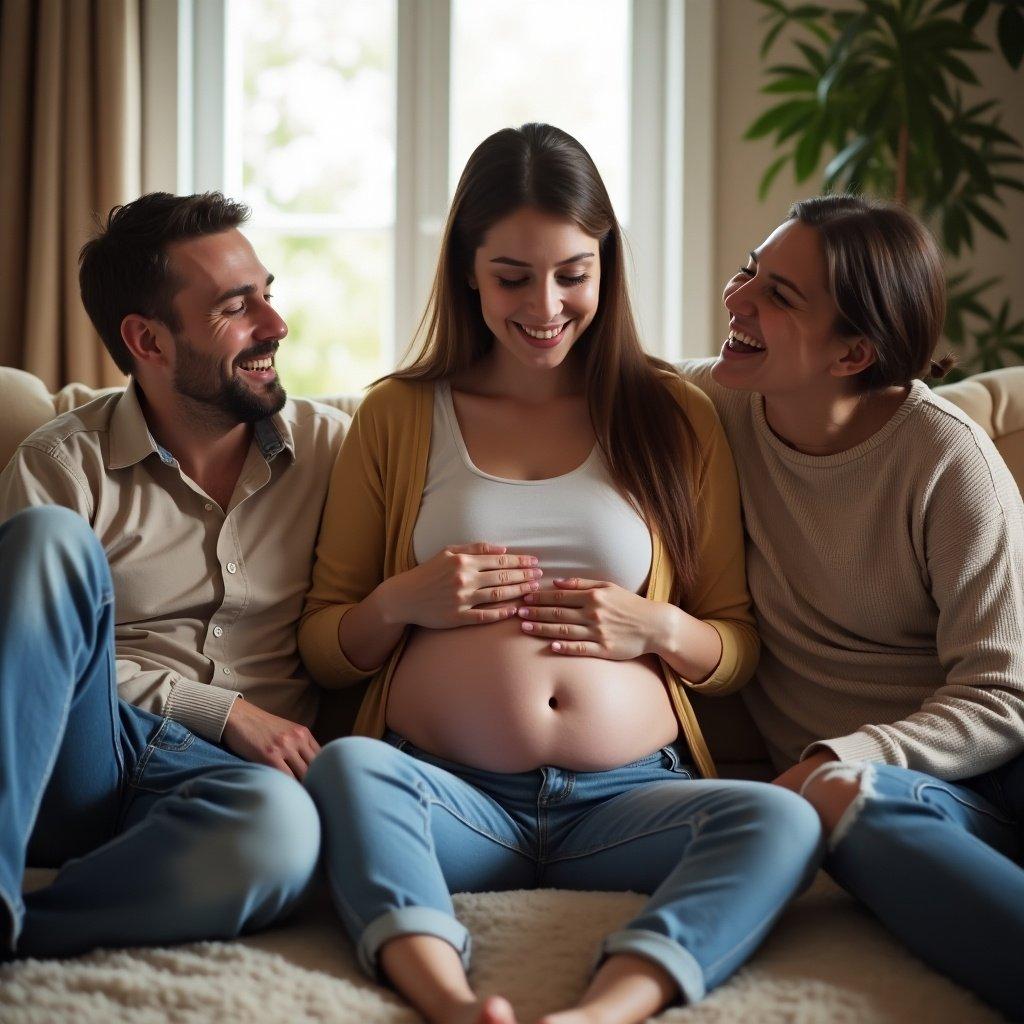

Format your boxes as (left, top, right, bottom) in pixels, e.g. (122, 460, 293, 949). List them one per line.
(746, 0, 1024, 377)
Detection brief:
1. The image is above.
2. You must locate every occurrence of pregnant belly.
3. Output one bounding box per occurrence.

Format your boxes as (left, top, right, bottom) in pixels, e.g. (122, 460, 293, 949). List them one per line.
(385, 619, 679, 772)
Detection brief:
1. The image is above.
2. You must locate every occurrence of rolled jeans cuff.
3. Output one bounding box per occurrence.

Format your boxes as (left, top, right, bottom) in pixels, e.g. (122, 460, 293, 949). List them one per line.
(358, 906, 472, 980)
(598, 928, 706, 1005)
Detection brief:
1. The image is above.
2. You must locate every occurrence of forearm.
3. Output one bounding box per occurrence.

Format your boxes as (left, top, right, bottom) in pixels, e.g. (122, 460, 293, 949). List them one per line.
(336, 576, 407, 673)
(116, 661, 240, 742)
(647, 602, 723, 683)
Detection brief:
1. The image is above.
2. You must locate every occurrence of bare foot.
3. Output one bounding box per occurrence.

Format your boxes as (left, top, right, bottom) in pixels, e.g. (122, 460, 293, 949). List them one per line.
(448, 994, 520, 1024)
(536, 1010, 596, 1024)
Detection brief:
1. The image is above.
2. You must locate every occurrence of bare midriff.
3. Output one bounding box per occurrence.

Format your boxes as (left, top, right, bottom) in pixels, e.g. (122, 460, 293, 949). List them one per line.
(386, 619, 679, 773)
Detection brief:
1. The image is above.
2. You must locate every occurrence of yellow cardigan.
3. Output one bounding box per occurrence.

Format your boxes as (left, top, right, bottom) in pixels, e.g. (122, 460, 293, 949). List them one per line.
(299, 375, 759, 779)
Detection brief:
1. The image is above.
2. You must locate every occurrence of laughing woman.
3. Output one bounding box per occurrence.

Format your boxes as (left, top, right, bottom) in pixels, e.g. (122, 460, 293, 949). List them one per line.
(298, 124, 822, 1024)
(686, 195, 1024, 1018)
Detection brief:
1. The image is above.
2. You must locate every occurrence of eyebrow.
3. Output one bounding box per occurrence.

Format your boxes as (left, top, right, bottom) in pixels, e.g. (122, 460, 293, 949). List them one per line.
(488, 252, 595, 268)
(749, 251, 807, 302)
(214, 273, 275, 306)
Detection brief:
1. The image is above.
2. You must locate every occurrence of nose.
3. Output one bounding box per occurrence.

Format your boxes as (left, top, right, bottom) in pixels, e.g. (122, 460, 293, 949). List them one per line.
(723, 274, 756, 317)
(257, 299, 288, 343)
(529, 278, 562, 322)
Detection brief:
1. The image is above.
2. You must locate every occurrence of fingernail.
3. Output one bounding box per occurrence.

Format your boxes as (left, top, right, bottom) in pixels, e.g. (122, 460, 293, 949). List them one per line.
(524, 594, 534, 603)
(518, 608, 529, 617)
(530, 581, 540, 591)
(522, 622, 534, 631)
(551, 642, 562, 651)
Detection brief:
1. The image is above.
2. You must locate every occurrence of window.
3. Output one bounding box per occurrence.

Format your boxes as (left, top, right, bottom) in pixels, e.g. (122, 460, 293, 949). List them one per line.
(142, 0, 713, 395)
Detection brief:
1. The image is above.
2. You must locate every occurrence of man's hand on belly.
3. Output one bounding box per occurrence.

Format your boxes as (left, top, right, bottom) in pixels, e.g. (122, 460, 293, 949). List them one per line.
(516, 578, 658, 660)
(379, 542, 544, 629)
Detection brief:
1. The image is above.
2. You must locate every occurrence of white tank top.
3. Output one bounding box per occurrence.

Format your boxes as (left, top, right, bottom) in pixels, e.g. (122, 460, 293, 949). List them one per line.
(412, 383, 653, 593)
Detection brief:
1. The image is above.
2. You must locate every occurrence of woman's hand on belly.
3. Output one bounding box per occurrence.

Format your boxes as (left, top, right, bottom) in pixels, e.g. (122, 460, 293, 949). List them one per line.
(378, 541, 543, 629)
(516, 577, 664, 660)
(518, 577, 724, 683)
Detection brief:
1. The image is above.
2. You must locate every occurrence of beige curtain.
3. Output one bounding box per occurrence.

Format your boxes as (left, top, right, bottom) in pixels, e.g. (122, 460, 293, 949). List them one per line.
(0, 0, 140, 389)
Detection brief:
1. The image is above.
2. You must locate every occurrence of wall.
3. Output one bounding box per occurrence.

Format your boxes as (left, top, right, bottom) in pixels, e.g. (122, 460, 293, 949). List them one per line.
(702, 0, 1024, 359)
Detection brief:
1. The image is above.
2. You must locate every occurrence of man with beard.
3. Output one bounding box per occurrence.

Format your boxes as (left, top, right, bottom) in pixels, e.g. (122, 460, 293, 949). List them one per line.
(0, 192, 348, 956)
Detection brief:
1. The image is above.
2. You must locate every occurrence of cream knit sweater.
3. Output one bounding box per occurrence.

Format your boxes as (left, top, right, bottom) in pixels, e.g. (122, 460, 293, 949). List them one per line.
(680, 360, 1024, 779)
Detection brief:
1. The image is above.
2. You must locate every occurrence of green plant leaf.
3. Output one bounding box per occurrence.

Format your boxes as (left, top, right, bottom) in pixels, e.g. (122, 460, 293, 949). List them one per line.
(744, 99, 817, 139)
(760, 20, 787, 59)
(939, 53, 981, 84)
(961, 0, 989, 30)
(823, 134, 873, 181)
(795, 40, 829, 73)
(764, 74, 819, 93)
(963, 197, 1009, 239)
(795, 117, 828, 179)
(997, 5, 1024, 68)
(758, 153, 792, 199)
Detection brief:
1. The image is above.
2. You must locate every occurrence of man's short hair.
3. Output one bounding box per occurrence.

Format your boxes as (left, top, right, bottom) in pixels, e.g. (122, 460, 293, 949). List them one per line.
(79, 192, 250, 374)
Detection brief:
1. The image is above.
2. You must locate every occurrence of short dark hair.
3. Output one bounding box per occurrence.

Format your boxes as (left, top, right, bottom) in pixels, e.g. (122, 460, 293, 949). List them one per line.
(788, 195, 953, 390)
(79, 192, 250, 374)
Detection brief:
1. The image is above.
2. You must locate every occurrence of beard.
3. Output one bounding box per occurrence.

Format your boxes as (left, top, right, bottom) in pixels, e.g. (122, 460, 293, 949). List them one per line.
(172, 334, 287, 424)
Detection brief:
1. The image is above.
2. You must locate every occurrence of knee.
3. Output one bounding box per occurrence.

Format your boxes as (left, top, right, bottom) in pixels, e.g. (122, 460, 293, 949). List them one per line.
(2, 506, 108, 596)
(2, 504, 92, 552)
(235, 768, 321, 887)
(305, 735, 401, 805)
(721, 782, 823, 853)
(800, 762, 871, 839)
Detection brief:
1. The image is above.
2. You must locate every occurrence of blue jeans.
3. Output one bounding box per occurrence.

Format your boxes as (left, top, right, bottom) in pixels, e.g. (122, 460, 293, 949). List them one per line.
(305, 731, 823, 1004)
(0, 506, 321, 956)
(810, 758, 1024, 1018)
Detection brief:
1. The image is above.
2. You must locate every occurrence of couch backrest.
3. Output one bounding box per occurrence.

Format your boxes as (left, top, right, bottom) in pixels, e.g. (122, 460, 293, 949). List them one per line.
(5, 364, 1023, 488)
(3, 363, 1021, 775)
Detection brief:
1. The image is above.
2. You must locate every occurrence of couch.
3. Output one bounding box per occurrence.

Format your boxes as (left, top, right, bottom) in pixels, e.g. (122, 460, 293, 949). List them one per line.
(2, 362, 1020, 1024)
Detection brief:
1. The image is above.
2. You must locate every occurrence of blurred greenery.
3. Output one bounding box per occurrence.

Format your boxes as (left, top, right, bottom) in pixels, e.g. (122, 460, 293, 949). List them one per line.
(747, 0, 1024, 378)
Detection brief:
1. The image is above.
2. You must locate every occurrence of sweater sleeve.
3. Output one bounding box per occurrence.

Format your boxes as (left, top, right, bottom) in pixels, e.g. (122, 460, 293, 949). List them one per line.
(807, 437, 1024, 778)
(298, 391, 391, 688)
(673, 382, 760, 695)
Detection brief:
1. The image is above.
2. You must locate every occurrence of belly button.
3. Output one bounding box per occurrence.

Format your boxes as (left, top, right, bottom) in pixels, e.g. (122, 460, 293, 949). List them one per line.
(548, 696, 558, 710)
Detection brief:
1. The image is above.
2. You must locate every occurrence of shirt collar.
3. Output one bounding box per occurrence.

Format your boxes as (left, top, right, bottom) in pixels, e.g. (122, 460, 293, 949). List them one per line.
(107, 379, 172, 470)
(106, 380, 295, 469)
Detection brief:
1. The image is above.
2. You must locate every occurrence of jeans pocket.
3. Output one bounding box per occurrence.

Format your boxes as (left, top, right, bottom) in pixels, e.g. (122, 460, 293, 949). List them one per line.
(149, 716, 196, 753)
(660, 744, 694, 779)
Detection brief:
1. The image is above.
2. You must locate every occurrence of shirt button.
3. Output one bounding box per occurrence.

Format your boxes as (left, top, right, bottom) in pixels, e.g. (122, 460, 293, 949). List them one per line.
(222, 666, 231, 675)
(226, 562, 237, 574)
(213, 625, 224, 638)
(205, 502, 215, 512)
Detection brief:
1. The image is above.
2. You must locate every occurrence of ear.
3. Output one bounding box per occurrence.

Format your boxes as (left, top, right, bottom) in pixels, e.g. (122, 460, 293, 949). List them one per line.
(467, 271, 478, 290)
(829, 336, 877, 379)
(121, 314, 171, 369)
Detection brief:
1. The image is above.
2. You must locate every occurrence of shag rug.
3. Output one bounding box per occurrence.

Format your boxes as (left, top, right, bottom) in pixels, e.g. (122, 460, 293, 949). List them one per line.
(0, 873, 1000, 1024)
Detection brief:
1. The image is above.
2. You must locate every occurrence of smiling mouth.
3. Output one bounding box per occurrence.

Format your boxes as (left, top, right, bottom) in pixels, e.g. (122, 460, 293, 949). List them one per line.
(724, 329, 766, 354)
(237, 355, 275, 371)
(513, 321, 570, 348)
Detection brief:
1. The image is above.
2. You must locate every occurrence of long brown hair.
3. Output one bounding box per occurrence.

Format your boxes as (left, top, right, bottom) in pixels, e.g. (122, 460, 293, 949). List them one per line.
(387, 123, 702, 600)
(789, 196, 952, 389)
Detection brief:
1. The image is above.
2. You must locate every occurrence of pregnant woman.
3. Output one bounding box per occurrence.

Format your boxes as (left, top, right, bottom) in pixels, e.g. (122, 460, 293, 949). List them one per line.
(685, 194, 1024, 1018)
(299, 124, 822, 1024)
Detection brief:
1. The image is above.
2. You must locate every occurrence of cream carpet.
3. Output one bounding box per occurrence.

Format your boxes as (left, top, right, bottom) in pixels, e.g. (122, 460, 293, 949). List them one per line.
(0, 874, 1000, 1023)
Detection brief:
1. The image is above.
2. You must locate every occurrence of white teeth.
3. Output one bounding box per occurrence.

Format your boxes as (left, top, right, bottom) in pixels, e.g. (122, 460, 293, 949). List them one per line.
(518, 323, 565, 340)
(239, 357, 273, 371)
(727, 330, 766, 351)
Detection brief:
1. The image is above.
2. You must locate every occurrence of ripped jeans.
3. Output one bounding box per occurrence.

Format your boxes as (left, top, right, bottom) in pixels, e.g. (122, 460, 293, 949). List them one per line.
(804, 756, 1024, 1018)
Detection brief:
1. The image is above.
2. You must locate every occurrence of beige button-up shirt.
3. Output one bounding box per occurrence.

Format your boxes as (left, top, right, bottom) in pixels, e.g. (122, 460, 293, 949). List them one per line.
(0, 380, 349, 741)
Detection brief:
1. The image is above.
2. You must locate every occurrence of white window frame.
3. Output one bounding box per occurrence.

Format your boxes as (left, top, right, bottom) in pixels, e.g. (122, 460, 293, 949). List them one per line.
(141, 0, 716, 371)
